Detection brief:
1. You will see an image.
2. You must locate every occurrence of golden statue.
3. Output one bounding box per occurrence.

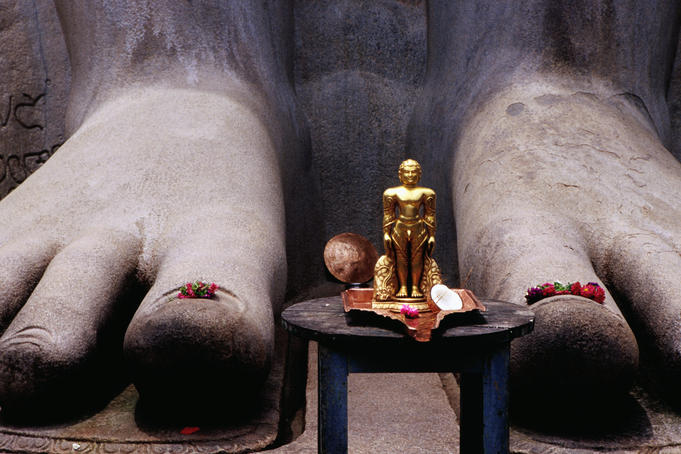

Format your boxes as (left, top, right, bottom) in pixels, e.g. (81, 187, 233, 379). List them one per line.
(373, 159, 443, 311)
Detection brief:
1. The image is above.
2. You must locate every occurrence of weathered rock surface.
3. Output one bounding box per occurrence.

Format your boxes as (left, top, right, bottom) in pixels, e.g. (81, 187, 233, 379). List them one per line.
(294, 0, 430, 271)
(0, 0, 69, 195)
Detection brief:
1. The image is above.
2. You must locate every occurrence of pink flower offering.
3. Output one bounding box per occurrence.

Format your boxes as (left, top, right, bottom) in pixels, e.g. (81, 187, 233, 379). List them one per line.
(178, 281, 218, 299)
(400, 304, 419, 319)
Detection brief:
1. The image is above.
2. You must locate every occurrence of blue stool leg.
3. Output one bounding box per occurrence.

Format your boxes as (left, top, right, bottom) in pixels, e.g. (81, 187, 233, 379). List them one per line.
(459, 344, 510, 454)
(318, 343, 349, 454)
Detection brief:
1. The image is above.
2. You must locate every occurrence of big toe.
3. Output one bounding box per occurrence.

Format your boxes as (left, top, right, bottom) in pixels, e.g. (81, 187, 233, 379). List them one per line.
(124, 289, 272, 416)
(511, 296, 638, 404)
(458, 216, 639, 410)
(123, 229, 283, 418)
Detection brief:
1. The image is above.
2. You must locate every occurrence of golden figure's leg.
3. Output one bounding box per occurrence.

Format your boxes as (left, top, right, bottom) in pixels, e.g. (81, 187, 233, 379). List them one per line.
(409, 225, 428, 298)
(392, 222, 409, 297)
(395, 258, 409, 297)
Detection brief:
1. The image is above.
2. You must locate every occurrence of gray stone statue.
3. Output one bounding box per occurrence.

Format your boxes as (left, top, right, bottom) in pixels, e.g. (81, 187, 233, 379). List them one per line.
(1, 0, 681, 446)
(408, 0, 681, 412)
(0, 0, 319, 421)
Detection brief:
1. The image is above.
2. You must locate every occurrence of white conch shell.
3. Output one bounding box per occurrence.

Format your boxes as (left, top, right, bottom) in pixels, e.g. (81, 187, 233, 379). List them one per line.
(430, 284, 463, 310)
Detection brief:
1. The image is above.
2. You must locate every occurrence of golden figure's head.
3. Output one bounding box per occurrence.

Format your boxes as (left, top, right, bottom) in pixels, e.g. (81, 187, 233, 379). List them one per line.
(398, 159, 422, 185)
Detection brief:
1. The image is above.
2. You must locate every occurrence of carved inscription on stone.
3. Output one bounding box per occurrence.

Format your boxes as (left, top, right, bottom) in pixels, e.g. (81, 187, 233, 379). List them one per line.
(0, 1, 70, 197)
(0, 91, 63, 189)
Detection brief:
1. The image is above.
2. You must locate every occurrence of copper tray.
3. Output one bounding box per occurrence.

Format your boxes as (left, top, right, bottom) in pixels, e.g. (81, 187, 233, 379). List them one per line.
(342, 287, 486, 342)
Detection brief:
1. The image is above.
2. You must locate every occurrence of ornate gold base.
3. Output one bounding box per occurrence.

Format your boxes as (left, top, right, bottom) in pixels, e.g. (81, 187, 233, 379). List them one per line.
(343, 288, 486, 342)
(372, 299, 432, 312)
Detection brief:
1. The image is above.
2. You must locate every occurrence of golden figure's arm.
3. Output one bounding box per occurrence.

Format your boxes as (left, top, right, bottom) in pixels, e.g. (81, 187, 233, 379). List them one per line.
(382, 191, 397, 254)
(423, 192, 436, 230)
(423, 191, 436, 254)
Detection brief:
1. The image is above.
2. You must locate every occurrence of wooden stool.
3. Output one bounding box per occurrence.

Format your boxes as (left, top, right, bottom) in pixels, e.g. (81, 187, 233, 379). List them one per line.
(282, 297, 533, 454)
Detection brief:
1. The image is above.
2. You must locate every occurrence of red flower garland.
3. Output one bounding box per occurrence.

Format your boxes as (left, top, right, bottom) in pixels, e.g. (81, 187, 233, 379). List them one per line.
(178, 281, 218, 299)
(525, 281, 605, 305)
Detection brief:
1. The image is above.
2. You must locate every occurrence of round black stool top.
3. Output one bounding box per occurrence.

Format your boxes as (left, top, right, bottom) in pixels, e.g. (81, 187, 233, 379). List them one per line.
(282, 296, 534, 348)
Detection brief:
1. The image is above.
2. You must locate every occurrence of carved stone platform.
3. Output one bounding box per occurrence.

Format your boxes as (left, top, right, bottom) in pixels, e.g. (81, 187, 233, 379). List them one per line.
(0, 329, 290, 454)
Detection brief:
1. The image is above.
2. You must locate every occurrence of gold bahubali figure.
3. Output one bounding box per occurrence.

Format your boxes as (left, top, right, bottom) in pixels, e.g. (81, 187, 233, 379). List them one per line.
(373, 159, 443, 312)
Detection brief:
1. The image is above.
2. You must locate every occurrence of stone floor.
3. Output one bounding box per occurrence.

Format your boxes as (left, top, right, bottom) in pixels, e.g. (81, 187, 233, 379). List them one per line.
(0, 339, 678, 453)
(0, 330, 679, 453)
(266, 342, 681, 454)
(264, 342, 459, 454)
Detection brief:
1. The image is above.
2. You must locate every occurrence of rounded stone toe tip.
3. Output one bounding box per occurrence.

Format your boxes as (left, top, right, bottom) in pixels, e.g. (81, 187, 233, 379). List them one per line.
(0, 343, 121, 421)
(124, 293, 273, 412)
(511, 296, 639, 403)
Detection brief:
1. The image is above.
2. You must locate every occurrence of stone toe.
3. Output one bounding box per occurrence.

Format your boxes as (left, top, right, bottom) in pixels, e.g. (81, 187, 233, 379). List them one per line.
(510, 296, 639, 407)
(124, 290, 273, 417)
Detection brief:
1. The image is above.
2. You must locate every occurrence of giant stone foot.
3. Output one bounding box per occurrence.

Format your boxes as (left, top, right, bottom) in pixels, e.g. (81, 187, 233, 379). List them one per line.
(453, 81, 681, 405)
(0, 0, 311, 423)
(411, 0, 681, 414)
(0, 87, 287, 419)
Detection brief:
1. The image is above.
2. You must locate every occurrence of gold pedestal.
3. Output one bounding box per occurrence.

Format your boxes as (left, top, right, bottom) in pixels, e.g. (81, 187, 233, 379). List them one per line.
(342, 288, 486, 342)
(372, 298, 431, 312)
